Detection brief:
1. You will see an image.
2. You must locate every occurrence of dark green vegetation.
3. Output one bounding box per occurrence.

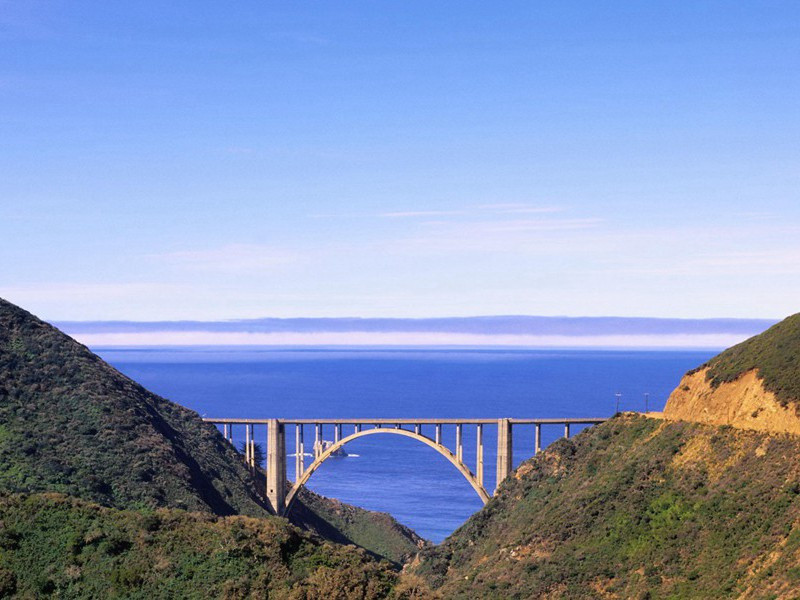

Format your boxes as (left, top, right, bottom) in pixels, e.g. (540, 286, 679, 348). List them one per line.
(292, 488, 426, 567)
(0, 492, 398, 599)
(0, 298, 267, 516)
(413, 415, 800, 599)
(0, 297, 423, 594)
(699, 312, 800, 409)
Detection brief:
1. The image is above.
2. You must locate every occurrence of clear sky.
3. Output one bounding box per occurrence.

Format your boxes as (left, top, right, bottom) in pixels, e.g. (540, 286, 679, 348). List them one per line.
(1, 2, 798, 321)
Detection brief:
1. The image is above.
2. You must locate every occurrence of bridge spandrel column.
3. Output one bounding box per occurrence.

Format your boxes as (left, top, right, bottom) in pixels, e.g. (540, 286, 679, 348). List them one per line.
(456, 424, 463, 462)
(295, 425, 305, 481)
(267, 419, 286, 516)
(496, 418, 512, 492)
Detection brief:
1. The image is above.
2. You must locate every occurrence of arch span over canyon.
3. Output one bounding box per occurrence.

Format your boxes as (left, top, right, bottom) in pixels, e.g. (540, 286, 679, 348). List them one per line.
(284, 426, 491, 513)
(203, 417, 608, 515)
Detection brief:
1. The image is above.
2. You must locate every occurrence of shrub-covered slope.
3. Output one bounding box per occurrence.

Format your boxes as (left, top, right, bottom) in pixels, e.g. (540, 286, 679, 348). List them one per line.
(0, 298, 269, 516)
(0, 492, 398, 599)
(0, 297, 424, 566)
(292, 488, 427, 566)
(413, 415, 800, 599)
(700, 312, 800, 408)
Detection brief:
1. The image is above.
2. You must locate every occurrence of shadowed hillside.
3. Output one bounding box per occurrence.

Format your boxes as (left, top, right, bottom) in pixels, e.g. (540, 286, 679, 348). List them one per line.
(0, 298, 269, 516)
(0, 297, 423, 566)
(292, 488, 427, 567)
(412, 415, 800, 598)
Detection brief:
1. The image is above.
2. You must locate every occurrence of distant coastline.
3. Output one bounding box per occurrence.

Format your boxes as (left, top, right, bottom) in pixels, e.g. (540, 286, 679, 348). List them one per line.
(57, 316, 777, 349)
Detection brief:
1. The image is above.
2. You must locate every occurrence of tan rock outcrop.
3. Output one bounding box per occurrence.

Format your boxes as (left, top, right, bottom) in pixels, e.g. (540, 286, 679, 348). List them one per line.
(663, 368, 800, 435)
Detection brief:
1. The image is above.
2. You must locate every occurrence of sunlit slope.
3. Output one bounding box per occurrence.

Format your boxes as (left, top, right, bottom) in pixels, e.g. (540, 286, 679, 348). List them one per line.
(413, 415, 800, 599)
(665, 312, 800, 433)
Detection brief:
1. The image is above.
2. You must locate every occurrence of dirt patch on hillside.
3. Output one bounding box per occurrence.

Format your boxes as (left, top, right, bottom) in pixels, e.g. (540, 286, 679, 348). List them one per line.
(664, 368, 800, 435)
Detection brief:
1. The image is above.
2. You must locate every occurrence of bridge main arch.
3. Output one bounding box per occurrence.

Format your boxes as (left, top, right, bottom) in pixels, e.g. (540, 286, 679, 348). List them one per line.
(284, 427, 491, 514)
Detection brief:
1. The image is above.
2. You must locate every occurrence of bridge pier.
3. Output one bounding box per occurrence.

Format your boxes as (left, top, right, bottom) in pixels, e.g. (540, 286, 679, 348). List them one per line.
(267, 419, 286, 515)
(535, 423, 541, 454)
(476, 424, 484, 487)
(249, 424, 255, 468)
(496, 418, 512, 492)
(245, 424, 252, 470)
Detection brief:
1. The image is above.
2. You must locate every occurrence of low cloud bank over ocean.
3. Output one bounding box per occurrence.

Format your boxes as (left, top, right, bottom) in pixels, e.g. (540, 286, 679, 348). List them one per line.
(57, 316, 777, 349)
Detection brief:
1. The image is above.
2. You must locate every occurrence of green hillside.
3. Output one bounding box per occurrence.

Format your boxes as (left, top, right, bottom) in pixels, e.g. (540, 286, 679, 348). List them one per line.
(292, 488, 427, 567)
(0, 298, 269, 516)
(0, 492, 398, 599)
(0, 297, 422, 566)
(699, 312, 800, 408)
(413, 415, 800, 599)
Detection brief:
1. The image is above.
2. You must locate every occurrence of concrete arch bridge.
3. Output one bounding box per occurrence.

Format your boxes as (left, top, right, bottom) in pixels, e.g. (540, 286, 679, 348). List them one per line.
(204, 417, 606, 516)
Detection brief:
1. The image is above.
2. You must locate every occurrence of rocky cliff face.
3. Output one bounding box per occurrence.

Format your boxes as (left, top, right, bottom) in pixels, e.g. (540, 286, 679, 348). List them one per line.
(664, 368, 800, 434)
(663, 312, 800, 434)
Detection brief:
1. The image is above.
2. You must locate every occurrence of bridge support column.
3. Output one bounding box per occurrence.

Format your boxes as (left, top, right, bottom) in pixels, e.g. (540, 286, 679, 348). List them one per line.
(535, 423, 541, 454)
(456, 424, 463, 462)
(476, 424, 484, 487)
(564, 423, 570, 439)
(496, 418, 512, 491)
(435, 424, 442, 445)
(267, 419, 286, 516)
(295, 425, 304, 481)
(245, 424, 252, 469)
(249, 425, 255, 468)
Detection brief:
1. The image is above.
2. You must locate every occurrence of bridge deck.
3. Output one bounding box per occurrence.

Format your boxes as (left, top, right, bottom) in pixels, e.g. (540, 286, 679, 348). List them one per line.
(203, 417, 608, 425)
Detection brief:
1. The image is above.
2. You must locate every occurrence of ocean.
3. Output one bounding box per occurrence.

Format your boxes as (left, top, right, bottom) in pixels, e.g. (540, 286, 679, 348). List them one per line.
(95, 346, 714, 542)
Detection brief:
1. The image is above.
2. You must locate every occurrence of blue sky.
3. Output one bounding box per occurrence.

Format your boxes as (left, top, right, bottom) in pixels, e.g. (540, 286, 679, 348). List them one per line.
(1, 2, 798, 321)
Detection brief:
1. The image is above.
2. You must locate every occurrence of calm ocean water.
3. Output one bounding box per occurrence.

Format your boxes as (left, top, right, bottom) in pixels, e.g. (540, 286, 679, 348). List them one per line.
(95, 346, 714, 542)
